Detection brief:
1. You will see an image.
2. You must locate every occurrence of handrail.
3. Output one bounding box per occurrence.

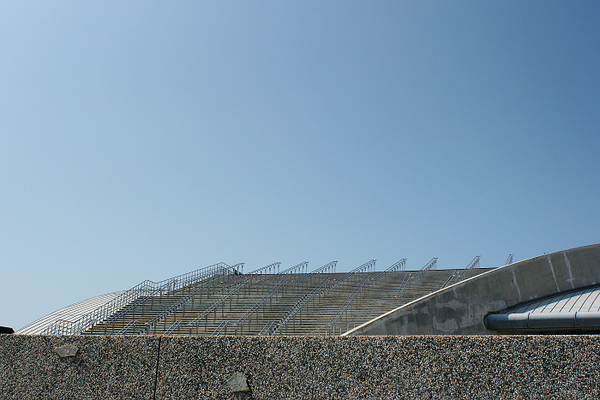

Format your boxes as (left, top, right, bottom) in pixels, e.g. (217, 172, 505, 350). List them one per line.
(440, 273, 457, 289)
(246, 262, 281, 275)
(187, 275, 257, 326)
(276, 261, 309, 276)
(310, 266, 393, 336)
(271, 276, 332, 335)
(252, 261, 307, 286)
(211, 320, 229, 336)
(116, 320, 137, 335)
(164, 320, 182, 336)
(335, 260, 376, 284)
(142, 269, 241, 333)
(394, 258, 438, 303)
(115, 272, 232, 334)
(298, 261, 337, 282)
(42, 262, 239, 335)
(411, 257, 437, 281)
(372, 259, 406, 283)
(329, 274, 371, 325)
(187, 262, 283, 326)
(46, 319, 75, 335)
(232, 261, 330, 333)
(234, 277, 290, 326)
(394, 273, 413, 299)
(442, 256, 480, 288)
(103, 289, 161, 325)
(394, 257, 436, 301)
(271, 260, 376, 335)
(304, 324, 329, 336)
(207, 263, 271, 297)
(258, 320, 276, 336)
(461, 255, 480, 275)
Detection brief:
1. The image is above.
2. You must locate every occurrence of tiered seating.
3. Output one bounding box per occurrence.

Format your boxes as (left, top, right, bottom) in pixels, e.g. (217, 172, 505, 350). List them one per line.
(84, 264, 492, 336)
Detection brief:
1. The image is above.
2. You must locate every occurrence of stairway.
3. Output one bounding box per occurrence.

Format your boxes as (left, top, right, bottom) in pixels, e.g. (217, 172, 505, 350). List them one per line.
(84, 268, 493, 336)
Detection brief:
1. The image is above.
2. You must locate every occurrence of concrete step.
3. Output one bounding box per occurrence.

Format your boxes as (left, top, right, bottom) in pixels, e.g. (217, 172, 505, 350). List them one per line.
(84, 269, 493, 336)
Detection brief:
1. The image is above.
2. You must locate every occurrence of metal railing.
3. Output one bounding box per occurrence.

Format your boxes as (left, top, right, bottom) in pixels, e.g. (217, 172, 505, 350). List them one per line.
(187, 263, 282, 328)
(328, 274, 371, 326)
(246, 262, 282, 275)
(270, 276, 332, 335)
(335, 260, 376, 284)
(141, 267, 243, 334)
(394, 258, 437, 303)
(394, 273, 413, 300)
(372, 259, 406, 283)
(271, 260, 375, 335)
(297, 261, 337, 282)
(116, 320, 137, 335)
(306, 260, 407, 336)
(259, 320, 276, 336)
(411, 258, 438, 282)
(441, 256, 480, 288)
(273, 261, 309, 276)
(231, 261, 336, 335)
(211, 320, 229, 336)
(42, 262, 239, 335)
(164, 320, 182, 336)
(233, 277, 290, 329)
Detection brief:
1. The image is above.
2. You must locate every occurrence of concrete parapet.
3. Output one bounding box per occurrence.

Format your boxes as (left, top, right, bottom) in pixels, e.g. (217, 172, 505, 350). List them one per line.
(2, 335, 600, 399)
(346, 243, 600, 335)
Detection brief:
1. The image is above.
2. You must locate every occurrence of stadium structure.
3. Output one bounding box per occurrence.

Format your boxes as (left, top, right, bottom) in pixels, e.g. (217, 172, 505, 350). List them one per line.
(14, 243, 600, 336)
(5, 244, 600, 399)
(17, 258, 491, 336)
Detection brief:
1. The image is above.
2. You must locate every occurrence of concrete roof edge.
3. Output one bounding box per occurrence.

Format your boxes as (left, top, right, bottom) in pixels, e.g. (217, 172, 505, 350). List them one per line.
(343, 243, 600, 336)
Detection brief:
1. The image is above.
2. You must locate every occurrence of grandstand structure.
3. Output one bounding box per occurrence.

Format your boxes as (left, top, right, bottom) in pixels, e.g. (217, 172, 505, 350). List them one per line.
(24, 258, 493, 337)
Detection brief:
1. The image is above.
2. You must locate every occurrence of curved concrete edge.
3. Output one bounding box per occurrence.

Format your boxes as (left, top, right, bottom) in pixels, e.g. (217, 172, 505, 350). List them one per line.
(342, 264, 506, 336)
(344, 243, 600, 335)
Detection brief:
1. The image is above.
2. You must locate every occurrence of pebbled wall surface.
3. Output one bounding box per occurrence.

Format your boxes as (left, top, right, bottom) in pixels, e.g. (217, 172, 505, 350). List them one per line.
(2, 335, 600, 399)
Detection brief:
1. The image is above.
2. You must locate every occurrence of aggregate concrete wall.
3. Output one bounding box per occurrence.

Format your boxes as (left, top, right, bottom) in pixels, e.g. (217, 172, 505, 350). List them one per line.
(2, 335, 600, 399)
(0, 335, 159, 399)
(346, 243, 600, 336)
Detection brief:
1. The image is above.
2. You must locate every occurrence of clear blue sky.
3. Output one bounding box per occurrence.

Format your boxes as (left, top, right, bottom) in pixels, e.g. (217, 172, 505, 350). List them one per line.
(2, 1, 599, 330)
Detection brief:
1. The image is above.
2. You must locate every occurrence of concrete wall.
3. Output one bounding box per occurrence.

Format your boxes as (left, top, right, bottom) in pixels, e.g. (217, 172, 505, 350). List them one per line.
(2, 335, 600, 399)
(346, 244, 600, 336)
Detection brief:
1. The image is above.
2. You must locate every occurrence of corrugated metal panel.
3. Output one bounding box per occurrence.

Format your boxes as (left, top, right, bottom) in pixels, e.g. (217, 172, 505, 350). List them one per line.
(508, 286, 600, 315)
(485, 285, 600, 332)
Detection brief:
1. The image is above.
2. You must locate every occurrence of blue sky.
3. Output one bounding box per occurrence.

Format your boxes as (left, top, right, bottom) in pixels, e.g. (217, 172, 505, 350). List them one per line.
(2, 1, 599, 330)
